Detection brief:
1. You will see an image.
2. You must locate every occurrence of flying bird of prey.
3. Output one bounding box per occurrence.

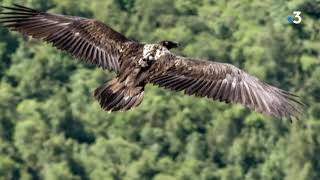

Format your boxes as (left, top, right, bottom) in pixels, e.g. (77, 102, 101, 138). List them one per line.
(0, 4, 305, 120)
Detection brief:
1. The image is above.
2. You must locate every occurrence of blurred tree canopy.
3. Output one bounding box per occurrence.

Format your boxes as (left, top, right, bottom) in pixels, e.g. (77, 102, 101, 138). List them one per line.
(0, 0, 319, 179)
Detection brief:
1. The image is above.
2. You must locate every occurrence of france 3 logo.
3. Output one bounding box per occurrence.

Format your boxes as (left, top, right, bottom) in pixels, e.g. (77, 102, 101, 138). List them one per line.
(287, 11, 302, 24)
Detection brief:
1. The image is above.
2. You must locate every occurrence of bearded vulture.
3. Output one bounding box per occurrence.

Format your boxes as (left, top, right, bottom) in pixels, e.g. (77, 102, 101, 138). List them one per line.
(0, 4, 305, 120)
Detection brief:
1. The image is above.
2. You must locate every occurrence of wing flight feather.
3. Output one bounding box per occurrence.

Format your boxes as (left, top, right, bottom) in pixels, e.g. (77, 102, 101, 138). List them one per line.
(147, 53, 305, 120)
(0, 4, 132, 73)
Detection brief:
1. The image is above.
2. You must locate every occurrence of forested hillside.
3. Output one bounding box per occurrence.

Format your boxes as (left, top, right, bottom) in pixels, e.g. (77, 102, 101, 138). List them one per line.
(0, 0, 319, 179)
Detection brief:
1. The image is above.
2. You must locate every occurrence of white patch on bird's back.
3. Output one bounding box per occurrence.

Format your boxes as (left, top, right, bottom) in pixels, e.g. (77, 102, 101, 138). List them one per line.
(155, 47, 169, 60)
(143, 44, 156, 59)
(143, 44, 169, 61)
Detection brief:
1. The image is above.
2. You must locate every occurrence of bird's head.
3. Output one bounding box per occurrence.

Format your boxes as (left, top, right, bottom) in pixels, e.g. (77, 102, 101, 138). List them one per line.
(159, 40, 179, 50)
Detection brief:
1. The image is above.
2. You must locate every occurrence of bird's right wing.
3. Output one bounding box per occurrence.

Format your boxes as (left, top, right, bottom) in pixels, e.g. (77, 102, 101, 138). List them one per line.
(0, 4, 133, 73)
(146, 53, 305, 120)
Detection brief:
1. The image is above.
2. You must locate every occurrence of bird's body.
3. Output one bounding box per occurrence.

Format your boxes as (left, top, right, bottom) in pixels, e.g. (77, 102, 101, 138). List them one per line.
(0, 4, 305, 120)
(94, 43, 174, 111)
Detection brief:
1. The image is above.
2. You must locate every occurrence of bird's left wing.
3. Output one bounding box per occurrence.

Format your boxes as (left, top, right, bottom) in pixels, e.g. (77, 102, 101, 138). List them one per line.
(0, 4, 133, 73)
(146, 53, 305, 120)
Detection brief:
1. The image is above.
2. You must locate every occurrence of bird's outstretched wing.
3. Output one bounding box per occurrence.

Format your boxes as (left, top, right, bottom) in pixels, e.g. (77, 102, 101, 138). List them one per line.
(0, 4, 132, 73)
(147, 53, 305, 120)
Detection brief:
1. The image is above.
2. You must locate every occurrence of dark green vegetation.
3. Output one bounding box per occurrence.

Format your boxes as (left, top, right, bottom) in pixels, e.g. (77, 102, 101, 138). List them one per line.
(0, 0, 319, 179)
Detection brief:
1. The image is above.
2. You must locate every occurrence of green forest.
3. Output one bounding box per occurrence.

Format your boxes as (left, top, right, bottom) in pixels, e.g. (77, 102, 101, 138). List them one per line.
(0, 0, 319, 179)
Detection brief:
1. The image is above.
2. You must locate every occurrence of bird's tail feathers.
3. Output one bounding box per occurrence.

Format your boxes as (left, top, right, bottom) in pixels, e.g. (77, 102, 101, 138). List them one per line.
(94, 78, 144, 112)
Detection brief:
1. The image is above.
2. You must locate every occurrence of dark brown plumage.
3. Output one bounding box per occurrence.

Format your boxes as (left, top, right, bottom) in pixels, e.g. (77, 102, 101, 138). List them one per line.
(0, 4, 305, 120)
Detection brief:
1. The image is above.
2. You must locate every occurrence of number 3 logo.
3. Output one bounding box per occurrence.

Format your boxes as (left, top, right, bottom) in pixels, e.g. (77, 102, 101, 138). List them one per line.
(293, 11, 302, 24)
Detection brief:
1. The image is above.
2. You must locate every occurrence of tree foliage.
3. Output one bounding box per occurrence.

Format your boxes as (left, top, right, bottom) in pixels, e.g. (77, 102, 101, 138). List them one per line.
(0, 0, 319, 179)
